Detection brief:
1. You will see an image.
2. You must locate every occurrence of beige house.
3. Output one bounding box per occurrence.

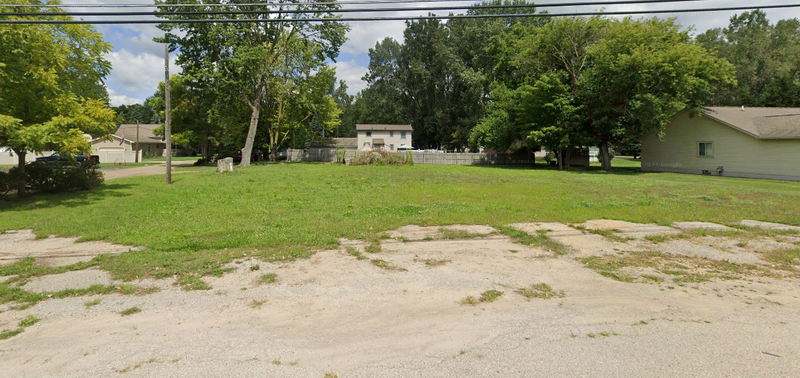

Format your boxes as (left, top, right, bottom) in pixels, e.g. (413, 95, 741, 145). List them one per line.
(356, 124, 413, 151)
(641, 107, 800, 181)
(113, 124, 166, 157)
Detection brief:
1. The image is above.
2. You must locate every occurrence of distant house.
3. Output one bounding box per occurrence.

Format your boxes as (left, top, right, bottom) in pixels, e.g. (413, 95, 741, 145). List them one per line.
(642, 107, 800, 181)
(356, 124, 413, 151)
(91, 124, 167, 163)
(113, 124, 166, 157)
(91, 134, 137, 164)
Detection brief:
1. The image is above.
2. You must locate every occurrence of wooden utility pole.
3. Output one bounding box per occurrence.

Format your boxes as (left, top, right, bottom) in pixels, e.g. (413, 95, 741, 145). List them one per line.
(135, 120, 140, 163)
(164, 42, 172, 184)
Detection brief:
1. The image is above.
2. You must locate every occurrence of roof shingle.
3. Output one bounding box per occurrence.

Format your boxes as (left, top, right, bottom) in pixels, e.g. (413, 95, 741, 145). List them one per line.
(703, 107, 800, 139)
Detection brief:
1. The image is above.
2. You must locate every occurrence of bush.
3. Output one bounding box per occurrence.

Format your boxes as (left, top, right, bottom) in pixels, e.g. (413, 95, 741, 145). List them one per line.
(16, 161, 103, 194)
(0, 170, 23, 198)
(335, 148, 347, 164)
(349, 149, 413, 166)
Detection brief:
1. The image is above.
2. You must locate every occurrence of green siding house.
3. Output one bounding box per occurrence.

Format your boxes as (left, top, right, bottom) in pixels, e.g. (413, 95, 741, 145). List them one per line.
(642, 107, 800, 181)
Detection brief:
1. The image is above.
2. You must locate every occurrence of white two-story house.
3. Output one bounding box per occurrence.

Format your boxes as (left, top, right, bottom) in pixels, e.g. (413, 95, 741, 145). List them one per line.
(356, 124, 413, 151)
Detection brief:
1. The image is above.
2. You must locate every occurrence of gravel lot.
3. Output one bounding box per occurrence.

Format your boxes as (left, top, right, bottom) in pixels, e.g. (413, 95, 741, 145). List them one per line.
(1, 221, 799, 377)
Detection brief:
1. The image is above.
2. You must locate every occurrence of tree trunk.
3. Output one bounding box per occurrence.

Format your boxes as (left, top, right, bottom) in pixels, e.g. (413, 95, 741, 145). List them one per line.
(599, 141, 612, 170)
(200, 140, 209, 159)
(14, 149, 26, 196)
(240, 101, 261, 167)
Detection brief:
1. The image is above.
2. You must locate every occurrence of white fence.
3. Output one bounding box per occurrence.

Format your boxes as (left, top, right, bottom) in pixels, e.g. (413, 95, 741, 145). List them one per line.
(286, 148, 534, 166)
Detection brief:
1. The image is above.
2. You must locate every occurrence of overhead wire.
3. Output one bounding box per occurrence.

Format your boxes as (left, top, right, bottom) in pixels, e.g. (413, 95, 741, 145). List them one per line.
(0, 0, 712, 17)
(1, 1, 798, 24)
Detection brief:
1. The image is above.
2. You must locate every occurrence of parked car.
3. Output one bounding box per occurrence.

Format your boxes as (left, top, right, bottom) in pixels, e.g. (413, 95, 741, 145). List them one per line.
(36, 153, 99, 166)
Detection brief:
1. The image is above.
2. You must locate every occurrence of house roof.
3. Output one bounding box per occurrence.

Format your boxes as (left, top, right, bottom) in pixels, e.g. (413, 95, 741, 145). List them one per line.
(91, 134, 133, 145)
(702, 107, 800, 139)
(115, 124, 164, 144)
(356, 124, 413, 131)
(331, 138, 357, 148)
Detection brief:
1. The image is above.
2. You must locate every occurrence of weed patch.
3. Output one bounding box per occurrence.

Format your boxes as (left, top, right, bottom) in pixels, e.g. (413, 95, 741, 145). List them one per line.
(175, 275, 211, 291)
(499, 227, 570, 255)
(18, 316, 39, 327)
(415, 258, 450, 267)
(461, 289, 503, 305)
(259, 273, 277, 284)
(370, 259, 406, 272)
(119, 307, 141, 316)
(515, 283, 563, 299)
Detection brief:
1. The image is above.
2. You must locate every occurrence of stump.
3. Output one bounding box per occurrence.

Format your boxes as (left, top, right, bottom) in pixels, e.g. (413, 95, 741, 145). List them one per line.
(216, 157, 234, 173)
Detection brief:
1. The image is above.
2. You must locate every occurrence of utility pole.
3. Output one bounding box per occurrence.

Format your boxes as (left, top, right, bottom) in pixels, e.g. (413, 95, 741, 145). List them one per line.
(135, 120, 140, 163)
(164, 42, 172, 184)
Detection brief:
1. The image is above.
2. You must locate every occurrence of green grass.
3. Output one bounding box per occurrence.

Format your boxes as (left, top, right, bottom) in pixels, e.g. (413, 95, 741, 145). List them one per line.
(515, 283, 563, 299)
(0, 164, 799, 284)
(0, 328, 23, 340)
(18, 316, 40, 327)
(461, 289, 504, 305)
(84, 298, 102, 307)
(370, 259, 406, 271)
(119, 307, 141, 316)
(259, 273, 277, 284)
(175, 275, 212, 291)
(498, 226, 571, 255)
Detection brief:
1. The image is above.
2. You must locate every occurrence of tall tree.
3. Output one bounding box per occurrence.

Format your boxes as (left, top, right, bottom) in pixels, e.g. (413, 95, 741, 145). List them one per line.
(356, 38, 408, 125)
(473, 17, 734, 169)
(583, 18, 735, 169)
(148, 75, 217, 157)
(0, 1, 116, 194)
(158, 0, 347, 166)
(697, 11, 800, 106)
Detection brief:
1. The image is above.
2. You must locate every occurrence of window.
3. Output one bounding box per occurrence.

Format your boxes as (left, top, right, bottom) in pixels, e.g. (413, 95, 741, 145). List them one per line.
(698, 142, 713, 157)
(401, 131, 406, 139)
(390, 144, 394, 150)
(366, 131, 371, 137)
(390, 131, 394, 137)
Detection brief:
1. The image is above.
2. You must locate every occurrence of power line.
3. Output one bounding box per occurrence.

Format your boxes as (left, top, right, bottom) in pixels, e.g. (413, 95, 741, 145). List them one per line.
(1, 3, 799, 24)
(0, 0, 709, 8)
(1, 0, 715, 17)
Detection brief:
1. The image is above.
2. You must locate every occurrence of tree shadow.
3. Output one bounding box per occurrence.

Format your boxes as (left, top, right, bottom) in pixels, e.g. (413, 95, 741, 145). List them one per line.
(0, 182, 136, 212)
(464, 163, 643, 176)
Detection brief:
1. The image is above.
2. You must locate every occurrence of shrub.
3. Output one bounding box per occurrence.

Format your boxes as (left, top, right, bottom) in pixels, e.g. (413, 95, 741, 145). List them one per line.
(0, 170, 23, 198)
(349, 149, 413, 166)
(15, 161, 103, 194)
(335, 148, 347, 164)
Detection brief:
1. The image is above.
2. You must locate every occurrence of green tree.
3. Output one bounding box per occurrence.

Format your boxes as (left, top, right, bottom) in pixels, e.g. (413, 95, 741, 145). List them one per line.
(148, 75, 217, 157)
(356, 38, 408, 125)
(0, 1, 116, 194)
(697, 11, 800, 106)
(583, 18, 735, 169)
(113, 104, 159, 125)
(158, 0, 347, 166)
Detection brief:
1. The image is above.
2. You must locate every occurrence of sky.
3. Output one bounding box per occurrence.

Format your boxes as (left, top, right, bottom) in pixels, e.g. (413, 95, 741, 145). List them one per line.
(75, 0, 800, 106)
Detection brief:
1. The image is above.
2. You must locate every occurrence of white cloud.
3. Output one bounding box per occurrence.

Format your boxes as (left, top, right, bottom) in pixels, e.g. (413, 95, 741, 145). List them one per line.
(104, 49, 181, 96)
(107, 88, 144, 106)
(334, 60, 369, 93)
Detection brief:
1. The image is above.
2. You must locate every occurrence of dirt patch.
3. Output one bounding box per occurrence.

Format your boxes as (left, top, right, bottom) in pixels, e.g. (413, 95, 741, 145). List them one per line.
(579, 219, 680, 239)
(672, 221, 735, 232)
(2, 221, 800, 376)
(21, 269, 113, 293)
(509, 222, 643, 257)
(386, 224, 497, 241)
(739, 220, 800, 232)
(0, 230, 137, 267)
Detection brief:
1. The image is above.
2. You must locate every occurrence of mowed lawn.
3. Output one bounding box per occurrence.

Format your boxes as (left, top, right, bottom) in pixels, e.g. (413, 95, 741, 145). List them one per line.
(1, 163, 799, 280)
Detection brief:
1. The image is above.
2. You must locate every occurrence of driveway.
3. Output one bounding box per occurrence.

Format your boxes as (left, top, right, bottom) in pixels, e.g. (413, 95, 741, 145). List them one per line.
(102, 161, 197, 180)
